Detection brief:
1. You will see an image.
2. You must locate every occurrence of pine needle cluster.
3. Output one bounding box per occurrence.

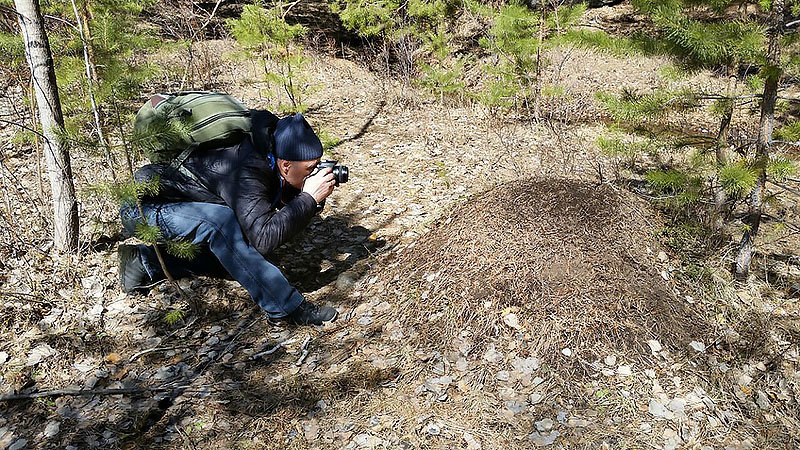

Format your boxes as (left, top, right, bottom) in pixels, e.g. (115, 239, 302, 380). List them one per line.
(591, 0, 800, 263)
(227, 1, 310, 111)
(595, 88, 697, 123)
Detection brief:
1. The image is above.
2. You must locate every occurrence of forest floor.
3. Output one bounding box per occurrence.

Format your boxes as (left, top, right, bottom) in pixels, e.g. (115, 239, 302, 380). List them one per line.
(1, 5, 800, 449)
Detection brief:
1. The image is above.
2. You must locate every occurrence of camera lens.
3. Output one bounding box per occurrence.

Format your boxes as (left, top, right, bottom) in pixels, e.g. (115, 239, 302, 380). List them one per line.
(333, 165, 349, 184)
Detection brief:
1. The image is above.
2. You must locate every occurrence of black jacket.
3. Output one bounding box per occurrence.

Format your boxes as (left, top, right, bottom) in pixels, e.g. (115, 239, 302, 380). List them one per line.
(134, 110, 319, 256)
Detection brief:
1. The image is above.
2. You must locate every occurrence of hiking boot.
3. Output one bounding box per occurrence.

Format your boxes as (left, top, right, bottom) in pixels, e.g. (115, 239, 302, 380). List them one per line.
(119, 245, 165, 293)
(286, 300, 338, 326)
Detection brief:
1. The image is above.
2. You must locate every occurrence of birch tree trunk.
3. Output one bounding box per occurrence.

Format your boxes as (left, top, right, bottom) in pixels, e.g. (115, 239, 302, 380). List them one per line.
(734, 0, 784, 280)
(14, 0, 79, 252)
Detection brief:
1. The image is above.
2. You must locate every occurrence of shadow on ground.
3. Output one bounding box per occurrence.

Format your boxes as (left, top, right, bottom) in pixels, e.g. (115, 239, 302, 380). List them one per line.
(270, 197, 396, 295)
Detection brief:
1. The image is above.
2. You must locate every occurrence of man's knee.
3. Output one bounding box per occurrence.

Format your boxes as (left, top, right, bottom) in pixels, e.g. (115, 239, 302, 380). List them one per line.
(203, 204, 237, 227)
(192, 204, 241, 239)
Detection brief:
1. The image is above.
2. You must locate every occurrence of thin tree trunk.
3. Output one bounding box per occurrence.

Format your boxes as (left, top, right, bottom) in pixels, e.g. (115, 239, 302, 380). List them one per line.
(79, 1, 98, 82)
(70, 0, 117, 182)
(534, 0, 546, 120)
(735, 0, 784, 280)
(712, 98, 733, 231)
(15, 0, 79, 252)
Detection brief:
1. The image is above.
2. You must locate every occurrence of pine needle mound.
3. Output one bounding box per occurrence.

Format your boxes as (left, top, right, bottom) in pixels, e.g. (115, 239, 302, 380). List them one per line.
(384, 177, 708, 370)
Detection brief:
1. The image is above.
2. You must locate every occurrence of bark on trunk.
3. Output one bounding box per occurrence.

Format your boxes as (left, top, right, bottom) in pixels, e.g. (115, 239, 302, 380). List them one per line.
(734, 0, 784, 281)
(712, 102, 733, 231)
(15, 0, 79, 252)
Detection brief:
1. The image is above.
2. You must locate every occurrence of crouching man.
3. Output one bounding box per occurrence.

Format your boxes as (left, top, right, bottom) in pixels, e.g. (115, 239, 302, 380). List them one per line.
(118, 111, 338, 325)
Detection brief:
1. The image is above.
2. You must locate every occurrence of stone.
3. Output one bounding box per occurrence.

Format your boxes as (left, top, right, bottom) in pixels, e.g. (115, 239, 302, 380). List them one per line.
(304, 421, 320, 441)
(535, 418, 554, 432)
(503, 313, 521, 330)
(567, 418, 590, 428)
(44, 421, 60, 438)
(0, 352, 8, 365)
(646, 340, 662, 353)
(26, 344, 56, 366)
(357, 316, 374, 326)
(209, 326, 222, 334)
(153, 366, 174, 381)
(668, 398, 686, 414)
(335, 272, 359, 290)
(463, 432, 482, 450)
(456, 358, 469, 372)
(529, 393, 543, 405)
(737, 374, 753, 386)
(529, 431, 560, 446)
(648, 399, 669, 418)
(689, 341, 706, 353)
(353, 433, 383, 448)
(482, 345, 503, 363)
(73, 359, 95, 373)
(603, 355, 616, 366)
(723, 330, 741, 344)
(561, 348, 572, 357)
(84, 376, 100, 390)
(556, 411, 568, 424)
(205, 336, 219, 346)
(0, 429, 13, 448)
(496, 371, 510, 381)
(756, 391, 771, 410)
(9, 439, 27, 450)
(617, 365, 632, 377)
(506, 400, 527, 414)
(425, 423, 441, 435)
(512, 356, 540, 374)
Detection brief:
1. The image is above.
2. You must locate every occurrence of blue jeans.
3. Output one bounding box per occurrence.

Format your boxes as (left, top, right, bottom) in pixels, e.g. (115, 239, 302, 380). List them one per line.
(121, 202, 304, 318)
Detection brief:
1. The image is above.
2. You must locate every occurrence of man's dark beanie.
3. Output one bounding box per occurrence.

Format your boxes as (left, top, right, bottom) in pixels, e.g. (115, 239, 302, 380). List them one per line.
(273, 113, 323, 161)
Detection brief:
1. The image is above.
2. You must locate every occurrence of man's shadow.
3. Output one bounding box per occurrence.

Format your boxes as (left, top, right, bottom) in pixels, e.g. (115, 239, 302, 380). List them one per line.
(268, 195, 394, 294)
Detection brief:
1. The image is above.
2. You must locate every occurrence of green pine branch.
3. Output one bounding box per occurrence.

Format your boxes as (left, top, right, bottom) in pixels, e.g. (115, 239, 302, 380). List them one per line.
(718, 161, 757, 197)
(596, 88, 698, 122)
(165, 240, 200, 260)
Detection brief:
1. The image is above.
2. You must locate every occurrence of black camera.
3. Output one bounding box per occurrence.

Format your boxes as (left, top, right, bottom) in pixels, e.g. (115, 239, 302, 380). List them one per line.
(316, 160, 349, 186)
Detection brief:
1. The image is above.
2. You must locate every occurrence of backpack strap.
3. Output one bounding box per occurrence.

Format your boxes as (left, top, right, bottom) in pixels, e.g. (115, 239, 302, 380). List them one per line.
(168, 143, 208, 188)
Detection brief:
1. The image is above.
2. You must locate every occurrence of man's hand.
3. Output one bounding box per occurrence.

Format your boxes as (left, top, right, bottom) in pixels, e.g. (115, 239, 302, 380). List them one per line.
(302, 167, 335, 203)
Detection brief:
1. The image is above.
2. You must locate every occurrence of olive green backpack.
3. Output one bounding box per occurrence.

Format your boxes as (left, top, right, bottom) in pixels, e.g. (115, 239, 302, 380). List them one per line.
(133, 91, 252, 181)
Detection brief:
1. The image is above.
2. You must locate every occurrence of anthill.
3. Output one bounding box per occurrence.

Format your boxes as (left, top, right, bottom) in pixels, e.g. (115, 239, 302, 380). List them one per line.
(377, 177, 711, 375)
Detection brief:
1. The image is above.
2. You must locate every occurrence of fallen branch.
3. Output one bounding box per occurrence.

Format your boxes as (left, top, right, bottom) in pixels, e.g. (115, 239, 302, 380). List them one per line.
(295, 335, 312, 366)
(0, 384, 189, 402)
(251, 338, 295, 360)
(130, 345, 195, 362)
